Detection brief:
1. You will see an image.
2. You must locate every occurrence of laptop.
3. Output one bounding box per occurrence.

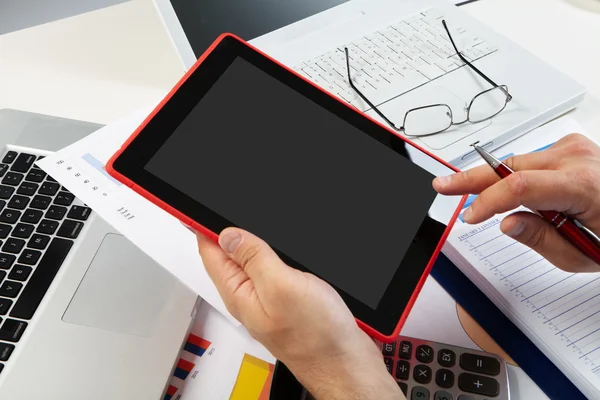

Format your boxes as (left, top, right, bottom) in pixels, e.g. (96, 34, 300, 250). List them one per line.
(0, 109, 198, 399)
(154, 0, 585, 167)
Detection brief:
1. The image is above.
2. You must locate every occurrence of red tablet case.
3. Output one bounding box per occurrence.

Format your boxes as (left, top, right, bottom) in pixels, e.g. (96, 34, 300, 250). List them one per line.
(106, 33, 466, 342)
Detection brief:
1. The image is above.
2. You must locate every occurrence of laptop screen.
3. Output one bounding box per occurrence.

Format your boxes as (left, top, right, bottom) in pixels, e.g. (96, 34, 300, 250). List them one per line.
(167, 0, 349, 56)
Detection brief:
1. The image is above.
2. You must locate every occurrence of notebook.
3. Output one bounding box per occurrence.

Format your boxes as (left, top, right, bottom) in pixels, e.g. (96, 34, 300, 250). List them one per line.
(443, 117, 600, 399)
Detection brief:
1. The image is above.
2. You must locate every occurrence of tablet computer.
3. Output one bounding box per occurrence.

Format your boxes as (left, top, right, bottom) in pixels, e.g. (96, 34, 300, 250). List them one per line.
(106, 34, 465, 341)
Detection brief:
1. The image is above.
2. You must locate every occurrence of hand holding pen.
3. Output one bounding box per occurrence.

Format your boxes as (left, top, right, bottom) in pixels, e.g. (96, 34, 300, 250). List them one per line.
(433, 133, 600, 272)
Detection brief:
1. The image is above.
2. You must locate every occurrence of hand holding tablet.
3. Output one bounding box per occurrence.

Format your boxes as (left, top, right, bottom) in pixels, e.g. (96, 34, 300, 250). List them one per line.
(107, 34, 465, 341)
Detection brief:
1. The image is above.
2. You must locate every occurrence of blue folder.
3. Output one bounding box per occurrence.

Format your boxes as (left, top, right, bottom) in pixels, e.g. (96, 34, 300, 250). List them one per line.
(431, 254, 586, 400)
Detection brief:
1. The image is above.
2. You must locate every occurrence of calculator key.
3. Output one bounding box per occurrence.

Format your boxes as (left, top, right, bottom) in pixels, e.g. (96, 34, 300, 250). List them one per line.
(2, 151, 17, 164)
(0, 253, 15, 269)
(459, 353, 500, 376)
(458, 373, 500, 397)
(0, 209, 21, 224)
(398, 340, 412, 359)
(438, 349, 456, 367)
(18, 249, 41, 266)
(0, 318, 27, 342)
(10, 153, 36, 173)
(28, 234, 50, 250)
(0, 165, 8, 178)
(25, 168, 46, 183)
(382, 341, 395, 357)
(395, 360, 410, 380)
(2, 238, 25, 254)
(54, 191, 74, 206)
(21, 208, 43, 224)
(435, 369, 454, 388)
(57, 219, 84, 239)
(457, 396, 474, 400)
(384, 357, 393, 374)
(2, 172, 23, 186)
(39, 181, 60, 196)
(434, 390, 452, 400)
(30, 195, 52, 210)
(0, 224, 11, 239)
(413, 364, 432, 384)
(0, 298, 12, 315)
(411, 386, 430, 400)
(8, 265, 32, 282)
(8, 195, 29, 210)
(416, 345, 434, 363)
(12, 223, 34, 239)
(397, 382, 408, 397)
(67, 205, 91, 221)
(37, 219, 58, 235)
(17, 182, 38, 196)
(0, 343, 14, 361)
(0, 281, 22, 298)
(0, 185, 14, 199)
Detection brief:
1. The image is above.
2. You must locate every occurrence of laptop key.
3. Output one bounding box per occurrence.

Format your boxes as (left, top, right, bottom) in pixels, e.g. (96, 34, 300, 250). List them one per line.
(17, 182, 38, 196)
(18, 249, 41, 266)
(0, 343, 15, 361)
(11, 238, 73, 319)
(8, 195, 30, 210)
(2, 151, 17, 164)
(10, 153, 36, 173)
(0, 318, 28, 342)
(39, 181, 60, 196)
(0, 281, 22, 298)
(25, 168, 46, 183)
(2, 238, 25, 254)
(28, 234, 50, 250)
(12, 223, 34, 239)
(0, 165, 8, 178)
(0, 271, 5, 281)
(45, 205, 67, 221)
(31, 195, 52, 210)
(8, 265, 32, 282)
(0, 298, 12, 315)
(0, 209, 21, 224)
(21, 209, 43, 224)
(57, 219, 84, 239)
(2, 172, 23, 186)
(0, 186, 14, 199)
(67, 205, 91, 221)
(0, 254, 15, 270)
(54, 191, 74, 206)
(36, 219, 58, 235)
(0, 224, 11, 239)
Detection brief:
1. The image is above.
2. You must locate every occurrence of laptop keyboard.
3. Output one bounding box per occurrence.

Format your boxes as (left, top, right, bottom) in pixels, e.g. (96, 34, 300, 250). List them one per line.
(293, 8, 498, 111)
(0, 150, 90, 373)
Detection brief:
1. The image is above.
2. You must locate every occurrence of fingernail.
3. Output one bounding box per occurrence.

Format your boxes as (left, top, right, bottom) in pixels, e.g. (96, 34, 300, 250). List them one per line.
(505, 220, 525, 237)
(463, 207, 473, 222)
(434, 175, 452, 188)
(219, 230, 242, 253)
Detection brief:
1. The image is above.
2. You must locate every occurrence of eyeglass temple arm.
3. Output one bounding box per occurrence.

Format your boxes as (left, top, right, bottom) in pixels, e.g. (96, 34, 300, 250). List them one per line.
(344, 48, 404, 130)
(442, 20, 512, 102)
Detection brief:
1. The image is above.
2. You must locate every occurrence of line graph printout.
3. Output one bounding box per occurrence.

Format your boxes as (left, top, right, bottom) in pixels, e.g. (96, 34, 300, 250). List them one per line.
(447, 208, 600, 395)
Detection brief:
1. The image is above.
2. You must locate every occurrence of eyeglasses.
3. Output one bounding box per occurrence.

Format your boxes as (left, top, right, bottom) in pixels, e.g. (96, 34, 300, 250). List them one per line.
(344, 20, 512, 137)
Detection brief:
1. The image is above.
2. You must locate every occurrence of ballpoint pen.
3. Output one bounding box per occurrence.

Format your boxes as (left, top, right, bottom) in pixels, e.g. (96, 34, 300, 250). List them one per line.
(473, 144, 600, 266)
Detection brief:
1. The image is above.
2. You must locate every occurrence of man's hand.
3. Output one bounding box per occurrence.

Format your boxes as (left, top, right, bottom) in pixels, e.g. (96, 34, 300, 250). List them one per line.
(434, 133, 600, 272)
(197, 228, 402, 400)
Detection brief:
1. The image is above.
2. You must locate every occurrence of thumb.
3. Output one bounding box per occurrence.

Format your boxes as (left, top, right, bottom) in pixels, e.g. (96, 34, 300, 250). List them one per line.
(500, 212, 598, 272)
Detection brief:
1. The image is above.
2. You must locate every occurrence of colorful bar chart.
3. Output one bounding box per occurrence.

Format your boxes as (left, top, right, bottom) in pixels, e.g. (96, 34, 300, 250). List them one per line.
(184, 333, 211, 357)
(230, 354, 275, 400)
(164, 385, 178, 400)
(174, 358, 195, 380)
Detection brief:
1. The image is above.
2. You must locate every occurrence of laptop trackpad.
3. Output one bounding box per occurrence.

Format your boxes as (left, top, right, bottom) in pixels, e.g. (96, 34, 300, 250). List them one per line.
(62, 234, 175, 336)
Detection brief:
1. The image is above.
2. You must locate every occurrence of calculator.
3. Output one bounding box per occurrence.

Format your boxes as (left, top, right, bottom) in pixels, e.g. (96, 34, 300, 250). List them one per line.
(378, 336, 510, 400)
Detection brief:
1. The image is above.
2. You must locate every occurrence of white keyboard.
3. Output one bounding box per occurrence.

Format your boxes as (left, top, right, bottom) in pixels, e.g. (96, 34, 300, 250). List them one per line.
(293, 8, 498, 111)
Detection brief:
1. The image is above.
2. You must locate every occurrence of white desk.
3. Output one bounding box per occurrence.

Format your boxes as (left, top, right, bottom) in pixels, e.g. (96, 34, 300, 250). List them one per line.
(0, 0, 598, 398)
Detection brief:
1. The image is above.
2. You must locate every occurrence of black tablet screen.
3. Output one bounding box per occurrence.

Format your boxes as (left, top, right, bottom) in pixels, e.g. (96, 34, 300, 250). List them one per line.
(145, 57, 437, 309)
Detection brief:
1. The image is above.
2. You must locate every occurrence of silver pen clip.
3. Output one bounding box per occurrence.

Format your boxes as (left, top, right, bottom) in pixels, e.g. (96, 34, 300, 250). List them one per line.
(574, 219, 600, 248)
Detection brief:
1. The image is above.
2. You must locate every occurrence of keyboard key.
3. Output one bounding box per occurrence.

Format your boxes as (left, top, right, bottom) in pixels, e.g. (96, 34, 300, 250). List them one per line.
(0, 271, 5, 281)
(397, 382, 407, 397)
(18, 249, 41, 265)
(2, 172, 23, 186)
(395, 360, 410, 380)
(57, 219, 84, 239)
(457, 396, 474, 400)
(28, 234, 50, 250)
(0, 343, 14, 361)
(8, 194, 30, 210)
(11, 238, 73, 319)
(39, 181, 60, 196)
(0, 209, 21, 224)
(17, 181, 38, 196)
(0, 164, 8, 178)
(411, 386, 429, 400)
(0, 254, 15, 270)
(10, 153, 36, 173)
(438, 349, 456, 367)
(21, 208, 43, 224)
(434, 390, 452, 400)
(67, 205, 91, 221)
(384, 357, 393, 374)
(0, 363, 3, 374)
(30, 195, 52, 210)
(458, 373, 500, 397)
(12, 223, 34, 239)
(46, 175, 57, 182)
(37, 219, 58, 234)
(0, 298, 12, 315)
(435, 369, 454, 388)
(413, 364, 432, 384)
(0, 224, 11, 239)
(459, 353, 500, 376)
(2, 238, 25, 254)
(54, 191, 74, 206)
(8, 265, 32, 282)
(416, 345, 434, 363)
(382, 341, 395, 357)
(398, 340, 412, 359)
(0, 318, 27, 342)
(46, 205, 67, 221)
(2, 151, 17, 164)
(25, 168, 46, 183)
(37, 156, 45, 161)
(0, 281, 22, 298)
(0, 185, 14, 199)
